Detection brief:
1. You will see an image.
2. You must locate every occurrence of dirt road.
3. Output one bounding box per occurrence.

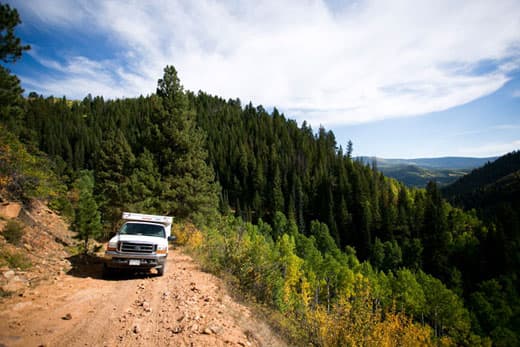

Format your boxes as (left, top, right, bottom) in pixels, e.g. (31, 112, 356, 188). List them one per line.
(0, 249, 285, 347)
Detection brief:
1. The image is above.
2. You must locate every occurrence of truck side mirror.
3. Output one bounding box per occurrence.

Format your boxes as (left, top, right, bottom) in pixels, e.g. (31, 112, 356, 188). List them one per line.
(168, 235, 177, 242)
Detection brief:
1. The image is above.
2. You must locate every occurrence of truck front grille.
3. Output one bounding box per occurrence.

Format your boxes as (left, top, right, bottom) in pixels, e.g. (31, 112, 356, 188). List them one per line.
(120, 242, 155, 254)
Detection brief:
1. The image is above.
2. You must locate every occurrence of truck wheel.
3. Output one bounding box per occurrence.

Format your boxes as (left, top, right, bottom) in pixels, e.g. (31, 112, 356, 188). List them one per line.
(157, 263, 166, 276)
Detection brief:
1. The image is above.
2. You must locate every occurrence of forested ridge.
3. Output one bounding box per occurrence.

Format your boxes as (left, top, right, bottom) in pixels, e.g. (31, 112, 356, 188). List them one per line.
(1, 4, 520, 346)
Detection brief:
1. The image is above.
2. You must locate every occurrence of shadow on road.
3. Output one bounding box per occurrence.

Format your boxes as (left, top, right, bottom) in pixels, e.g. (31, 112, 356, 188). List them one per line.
(66, 253, 160, 281)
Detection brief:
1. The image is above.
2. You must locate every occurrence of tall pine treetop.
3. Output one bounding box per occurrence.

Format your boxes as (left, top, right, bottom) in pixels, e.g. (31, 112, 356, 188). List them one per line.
(154, 65, 219, 220)
(157, 65, 188, 113)
(0, 3, 30, 64)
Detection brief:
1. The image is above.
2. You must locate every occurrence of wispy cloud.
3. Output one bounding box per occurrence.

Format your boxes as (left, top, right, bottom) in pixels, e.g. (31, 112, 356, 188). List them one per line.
(447, 123, 520, 137)
(11, 0, 520, 125)
(457, 140, 520, 157)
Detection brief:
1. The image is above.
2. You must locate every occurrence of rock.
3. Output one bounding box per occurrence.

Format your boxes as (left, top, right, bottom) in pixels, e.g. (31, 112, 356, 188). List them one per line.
(62, 313, 72, 320)
(133, 324, 140, 334)
(203, 328, 212, 335)
(2, 277, 26, 292)
(209, 324, 223, 334)
(142, 301, 151, 311)
(24, 243, 33, 251)
(0, 202, 22, 219)
(171, 326, 183, 334)
(3, 270, 15, 280)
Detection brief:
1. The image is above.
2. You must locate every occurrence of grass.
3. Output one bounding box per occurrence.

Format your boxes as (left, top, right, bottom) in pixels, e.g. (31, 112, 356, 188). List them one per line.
(66, 244, 84, 256)
(0, 247, 31, 270)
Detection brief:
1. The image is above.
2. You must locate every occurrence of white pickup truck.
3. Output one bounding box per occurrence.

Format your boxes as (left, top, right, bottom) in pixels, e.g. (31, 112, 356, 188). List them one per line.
(103, 212, 174, 277)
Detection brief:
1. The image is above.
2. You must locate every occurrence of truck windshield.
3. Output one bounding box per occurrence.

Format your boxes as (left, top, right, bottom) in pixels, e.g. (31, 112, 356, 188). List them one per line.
(119, 223, 165, 238)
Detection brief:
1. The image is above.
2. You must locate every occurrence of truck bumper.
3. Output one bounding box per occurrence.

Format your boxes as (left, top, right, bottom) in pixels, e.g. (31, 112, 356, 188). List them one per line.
(104, 251, 167, 269)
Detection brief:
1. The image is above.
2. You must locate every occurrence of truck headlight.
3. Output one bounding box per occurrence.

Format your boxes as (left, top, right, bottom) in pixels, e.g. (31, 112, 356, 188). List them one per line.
(156, 245, 168, 254)
(107, 241, 118, 251)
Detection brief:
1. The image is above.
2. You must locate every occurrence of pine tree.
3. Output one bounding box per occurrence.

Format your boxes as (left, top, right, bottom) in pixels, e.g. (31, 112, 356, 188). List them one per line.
(423, 181, 449, 279)
(95, 129, 135, 233)
(73, 170, 102, 253)
(0, 4, 30, 63)
(0, 4, 29, 132)
(155, 66, 219, 219)
(128, 149, 162, 213)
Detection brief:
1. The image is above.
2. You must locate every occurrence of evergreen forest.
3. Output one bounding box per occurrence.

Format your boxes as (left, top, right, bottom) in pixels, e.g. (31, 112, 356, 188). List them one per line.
(1, 4, 520, 346)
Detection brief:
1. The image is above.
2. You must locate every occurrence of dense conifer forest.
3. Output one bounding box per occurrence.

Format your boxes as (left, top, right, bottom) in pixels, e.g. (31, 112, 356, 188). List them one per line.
(1, 4, 519, 345)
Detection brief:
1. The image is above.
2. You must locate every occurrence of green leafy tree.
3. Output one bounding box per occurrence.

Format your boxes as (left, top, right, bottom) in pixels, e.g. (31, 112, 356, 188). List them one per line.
(0, 124, 63, 201)
(371, 238, 385, 270)
(310, 220, 338, 256)
(417, 271, 471, 341)
(392, 268, 426, 317)
(276, 233, 303, 312)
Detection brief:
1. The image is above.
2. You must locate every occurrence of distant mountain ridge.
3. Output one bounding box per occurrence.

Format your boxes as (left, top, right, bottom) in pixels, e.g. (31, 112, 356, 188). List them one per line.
(357, 156, 498, 169)
(357, 156, 498, 187)
(442, 151, 520, 201)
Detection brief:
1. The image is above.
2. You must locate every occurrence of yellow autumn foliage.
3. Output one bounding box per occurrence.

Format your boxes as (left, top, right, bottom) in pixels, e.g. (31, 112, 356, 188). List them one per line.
(172, 222, 203, 248)
(188, 217, 449, 347)
(303, 278, 438, 347)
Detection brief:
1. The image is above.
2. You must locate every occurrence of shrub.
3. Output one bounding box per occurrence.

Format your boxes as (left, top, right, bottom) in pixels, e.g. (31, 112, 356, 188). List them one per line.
(0, 247, 31, 269)
(2, 220, 24, 245)
(0, 288, 13, 298)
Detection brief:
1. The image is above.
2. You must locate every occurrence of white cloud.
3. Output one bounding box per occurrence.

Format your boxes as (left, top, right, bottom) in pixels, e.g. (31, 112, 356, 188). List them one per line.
(12, 0, 520, 125)
(456, 140, 520, 157)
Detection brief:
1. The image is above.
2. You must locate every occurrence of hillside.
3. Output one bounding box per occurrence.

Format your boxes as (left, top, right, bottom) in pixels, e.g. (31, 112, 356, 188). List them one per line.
(441, 151, 520, 269)
(358, 156, 497, 187)
(441, 151, 520, 342)
(0, 200, 73, 295)
(442, 151, 520, 201)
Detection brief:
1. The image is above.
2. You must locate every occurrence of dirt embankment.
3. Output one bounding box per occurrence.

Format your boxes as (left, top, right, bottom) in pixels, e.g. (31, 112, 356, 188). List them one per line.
(0, 202, 286, 347)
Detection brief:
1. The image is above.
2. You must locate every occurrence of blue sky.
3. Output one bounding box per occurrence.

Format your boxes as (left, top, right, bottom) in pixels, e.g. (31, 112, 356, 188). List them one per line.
(5, 0, 520, 158)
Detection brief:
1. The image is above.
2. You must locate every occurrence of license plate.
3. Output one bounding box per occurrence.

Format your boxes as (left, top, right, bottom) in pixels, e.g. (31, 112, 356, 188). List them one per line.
(129, 259, 140, 266)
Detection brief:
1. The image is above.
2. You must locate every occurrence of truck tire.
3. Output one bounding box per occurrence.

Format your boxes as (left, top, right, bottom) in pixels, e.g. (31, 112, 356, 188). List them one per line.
(157, 263, 166, 276)
(102, 263, 113, 279)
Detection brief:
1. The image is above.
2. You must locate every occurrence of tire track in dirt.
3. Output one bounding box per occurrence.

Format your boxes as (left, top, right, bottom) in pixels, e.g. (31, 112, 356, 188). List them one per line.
(0, 249, 286, 347)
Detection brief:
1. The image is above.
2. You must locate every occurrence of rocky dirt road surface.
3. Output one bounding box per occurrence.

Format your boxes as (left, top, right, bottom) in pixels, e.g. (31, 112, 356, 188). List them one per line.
(0, 249, 286, 347)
